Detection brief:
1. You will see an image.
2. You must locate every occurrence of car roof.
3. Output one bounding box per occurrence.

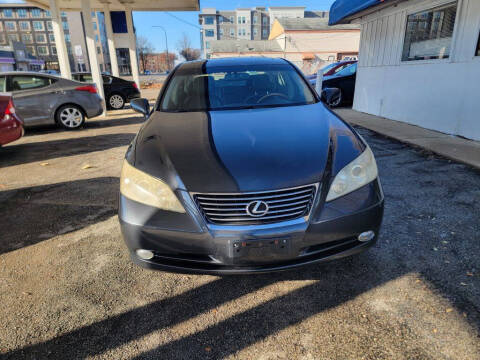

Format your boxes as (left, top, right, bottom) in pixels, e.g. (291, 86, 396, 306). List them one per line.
(0, 71, 63, 79)
(177, 57, 288, 72)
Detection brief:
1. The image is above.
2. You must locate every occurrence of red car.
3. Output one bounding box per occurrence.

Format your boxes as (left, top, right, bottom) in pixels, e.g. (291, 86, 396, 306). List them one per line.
(0, 93, 23, 146)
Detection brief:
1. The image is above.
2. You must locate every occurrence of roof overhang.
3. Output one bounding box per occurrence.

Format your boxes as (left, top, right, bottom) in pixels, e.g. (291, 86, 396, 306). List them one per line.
(329, 0, 407, 25)
(25, 0, 199, 12)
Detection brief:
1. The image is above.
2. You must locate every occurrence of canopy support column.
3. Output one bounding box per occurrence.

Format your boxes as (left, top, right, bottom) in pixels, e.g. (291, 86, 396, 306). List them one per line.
(81, 0, 106, 116)
(103, 3, 119, 77)
(125, 7, 140, 88)
(49, 0, 71, 78)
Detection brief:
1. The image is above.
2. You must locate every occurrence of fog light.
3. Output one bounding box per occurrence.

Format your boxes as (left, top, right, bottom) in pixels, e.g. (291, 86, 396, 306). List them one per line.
(358, 231, 375, 242)
(136, 249, 154, 260)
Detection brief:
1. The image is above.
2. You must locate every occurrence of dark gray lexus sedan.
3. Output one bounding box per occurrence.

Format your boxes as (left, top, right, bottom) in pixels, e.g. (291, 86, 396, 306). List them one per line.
(119, 57, 384, 274)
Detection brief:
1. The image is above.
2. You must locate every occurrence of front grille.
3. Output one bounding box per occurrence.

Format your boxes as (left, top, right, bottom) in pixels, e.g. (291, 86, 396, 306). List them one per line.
(193, 184, 318, 225)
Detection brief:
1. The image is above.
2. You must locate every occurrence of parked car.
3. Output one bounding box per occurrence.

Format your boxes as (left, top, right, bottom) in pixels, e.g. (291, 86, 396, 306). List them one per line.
(321, 60, 357, 77)
(0, 92, 23, 146)
(311, 63, 358, 107)
(119, 57, 384, 274)
(0, 72, 103, 130)
(72, 73, 140, 110)
(306, 60, 357, 83)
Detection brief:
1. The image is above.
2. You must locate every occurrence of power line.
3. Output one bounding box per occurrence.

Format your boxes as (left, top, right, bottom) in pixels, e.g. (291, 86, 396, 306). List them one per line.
(164, 12, 201, 29)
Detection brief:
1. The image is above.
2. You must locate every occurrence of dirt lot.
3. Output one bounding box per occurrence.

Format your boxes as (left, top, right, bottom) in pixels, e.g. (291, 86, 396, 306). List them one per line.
(0, 109, 479, 359)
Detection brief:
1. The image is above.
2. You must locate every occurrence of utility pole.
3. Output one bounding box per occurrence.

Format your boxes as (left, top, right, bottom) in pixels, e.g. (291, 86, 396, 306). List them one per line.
(152, 26, 170, 71)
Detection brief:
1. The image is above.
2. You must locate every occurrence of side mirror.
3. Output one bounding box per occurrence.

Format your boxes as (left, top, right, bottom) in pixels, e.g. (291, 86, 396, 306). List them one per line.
(130, 98, 151, 119)
(321, 88, 341, 107)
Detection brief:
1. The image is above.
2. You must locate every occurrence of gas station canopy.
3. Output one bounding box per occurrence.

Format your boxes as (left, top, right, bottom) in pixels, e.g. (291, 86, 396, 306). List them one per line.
(26, 0, 199, 11)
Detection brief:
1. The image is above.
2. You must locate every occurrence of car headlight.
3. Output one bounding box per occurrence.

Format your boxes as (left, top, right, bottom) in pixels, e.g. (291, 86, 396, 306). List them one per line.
(120, 160, 185, 213)
(326, 146, 378, 202)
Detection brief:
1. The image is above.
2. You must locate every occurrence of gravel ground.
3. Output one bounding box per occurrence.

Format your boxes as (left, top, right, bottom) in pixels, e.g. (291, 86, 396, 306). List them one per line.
(0, 110, 479, 360)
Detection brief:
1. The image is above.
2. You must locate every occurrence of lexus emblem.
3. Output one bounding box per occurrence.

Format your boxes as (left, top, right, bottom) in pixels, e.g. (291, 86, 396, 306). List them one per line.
(246, 200, 269, 217)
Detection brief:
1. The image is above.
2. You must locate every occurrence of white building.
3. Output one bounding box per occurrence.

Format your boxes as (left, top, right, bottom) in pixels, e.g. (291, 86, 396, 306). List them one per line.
(329, 0, 480, 141)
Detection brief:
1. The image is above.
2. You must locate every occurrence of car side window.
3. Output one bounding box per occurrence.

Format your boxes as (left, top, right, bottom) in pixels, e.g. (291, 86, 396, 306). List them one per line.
(0, 76, 6, 92)
(9, 75, 52, 91)
(102, 75, 112, 84)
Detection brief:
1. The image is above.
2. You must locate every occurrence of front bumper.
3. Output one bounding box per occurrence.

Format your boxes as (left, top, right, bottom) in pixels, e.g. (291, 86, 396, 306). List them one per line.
(119, 180, 384, 274)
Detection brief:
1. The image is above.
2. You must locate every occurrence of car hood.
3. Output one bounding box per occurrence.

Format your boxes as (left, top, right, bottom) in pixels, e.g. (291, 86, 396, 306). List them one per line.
(133, 103, 364, 193)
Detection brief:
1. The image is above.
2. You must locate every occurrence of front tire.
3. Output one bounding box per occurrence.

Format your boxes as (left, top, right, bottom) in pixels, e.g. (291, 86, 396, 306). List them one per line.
(56, 105, 85, 130)
(108, 93, 125, 110)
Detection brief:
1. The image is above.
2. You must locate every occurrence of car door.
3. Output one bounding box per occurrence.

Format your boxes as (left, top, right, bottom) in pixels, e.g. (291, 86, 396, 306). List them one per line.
(7, 74, 58, 126)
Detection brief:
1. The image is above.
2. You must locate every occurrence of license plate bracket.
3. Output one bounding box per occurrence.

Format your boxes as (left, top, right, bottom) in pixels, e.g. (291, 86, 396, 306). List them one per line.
(231, 238, 290, 258)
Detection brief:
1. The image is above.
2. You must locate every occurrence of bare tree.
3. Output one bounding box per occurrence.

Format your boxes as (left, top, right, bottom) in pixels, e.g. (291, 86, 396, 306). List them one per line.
(136, 35, 155, 73)
(177, 33, 201, 61)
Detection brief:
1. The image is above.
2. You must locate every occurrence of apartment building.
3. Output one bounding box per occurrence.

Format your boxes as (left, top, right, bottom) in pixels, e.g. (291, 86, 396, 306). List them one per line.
(198, 6, 332, 59)
(0, 4, 110, 73)
(199, 7, 271, 58)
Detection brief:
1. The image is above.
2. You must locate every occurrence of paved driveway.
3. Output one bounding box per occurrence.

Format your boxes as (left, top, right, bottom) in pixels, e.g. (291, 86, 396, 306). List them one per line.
(0, 112, 479, 359)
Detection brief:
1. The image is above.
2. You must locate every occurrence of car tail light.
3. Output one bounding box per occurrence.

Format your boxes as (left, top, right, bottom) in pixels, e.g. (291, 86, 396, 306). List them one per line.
(132, 82, 138, 89)
(75, 85, 97, 93)
(5, 99, 15, 115)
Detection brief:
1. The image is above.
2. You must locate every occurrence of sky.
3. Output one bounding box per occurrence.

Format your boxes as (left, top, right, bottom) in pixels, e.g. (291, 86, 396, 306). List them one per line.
(132, 0, 336, 56)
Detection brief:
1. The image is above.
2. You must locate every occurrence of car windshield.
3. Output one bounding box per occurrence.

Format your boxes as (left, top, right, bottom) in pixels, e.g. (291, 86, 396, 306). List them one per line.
(160, 63, 316, 112)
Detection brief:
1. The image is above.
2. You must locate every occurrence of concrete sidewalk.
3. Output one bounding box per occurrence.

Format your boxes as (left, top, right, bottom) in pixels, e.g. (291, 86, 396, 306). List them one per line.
(334, 108, 480, 169)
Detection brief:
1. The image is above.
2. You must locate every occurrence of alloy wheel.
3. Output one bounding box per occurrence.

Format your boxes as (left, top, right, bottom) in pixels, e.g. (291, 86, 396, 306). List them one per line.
(59, 107, 83, 128)
(109, 94, 124, 109)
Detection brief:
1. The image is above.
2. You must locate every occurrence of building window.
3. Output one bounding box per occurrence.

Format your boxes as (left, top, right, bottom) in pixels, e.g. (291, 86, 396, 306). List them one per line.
(97, 46, 101, 54)
(230, 28, 234, 37)
(262, 16, 267, 25)
(402, 2, 457, 61)
(476, 32, 480, 56)
(51, 46, 57, 55)
(218, 16, 223, 24)
(47, 21, 52, 31)
(17, 9, 27, 18)
(19, 21, 30, 31)
(62, 21, 68, 30)
(229, 16, 234, 23)
(3, 9, 13, 18)
(111, 11, 127, 33)
(61, 11, 67, 17)
(65, 34, 71, 42)
(45, 10, 51, 17)
(26, 46, 35, 55)
(8, 34, 18, 42)
(253, 28, 257, 36)
(253, 16, 257, 24)
(21, 34, 33, 44)
(93, 22, 97, 30)
(33, 21, 44, 31)
(49, 33, 55, 42)
(31, 9, 42, 18)
(205, 16, 214, 25)
(91, 11, 96, 18)
(5, 21, 16, 31)
(205, 29, 214, 37)
(219, 28, 223, 36)
(262, 29, 268, 38)
(37, 46, 48, 55)
(35, 33, 47, 43)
